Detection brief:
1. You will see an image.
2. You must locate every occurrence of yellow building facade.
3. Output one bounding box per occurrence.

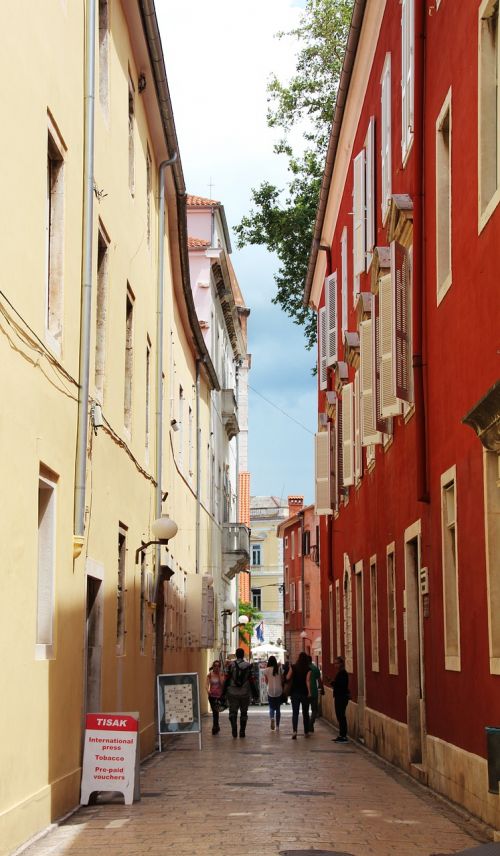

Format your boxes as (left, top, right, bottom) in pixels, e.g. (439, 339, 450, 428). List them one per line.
(0, 3, 249, 854)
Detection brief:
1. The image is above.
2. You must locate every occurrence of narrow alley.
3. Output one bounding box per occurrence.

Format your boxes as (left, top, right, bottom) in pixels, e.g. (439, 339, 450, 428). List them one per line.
(18, 709, 489, 856)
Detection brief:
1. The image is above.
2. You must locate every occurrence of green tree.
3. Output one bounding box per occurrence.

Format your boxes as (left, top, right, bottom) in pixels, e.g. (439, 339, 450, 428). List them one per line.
(234, 0, 353, 350)
(238, 600, 263, 645)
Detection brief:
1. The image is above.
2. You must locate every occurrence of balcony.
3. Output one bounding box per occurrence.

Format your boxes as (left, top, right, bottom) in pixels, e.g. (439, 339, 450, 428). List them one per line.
(221, 388, 239, 440)
(222, 522, 250, 579)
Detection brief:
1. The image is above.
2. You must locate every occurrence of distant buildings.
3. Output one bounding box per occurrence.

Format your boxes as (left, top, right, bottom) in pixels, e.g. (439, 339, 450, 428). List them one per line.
(249, 496, 288, 645)
(306, 0, 500, 831)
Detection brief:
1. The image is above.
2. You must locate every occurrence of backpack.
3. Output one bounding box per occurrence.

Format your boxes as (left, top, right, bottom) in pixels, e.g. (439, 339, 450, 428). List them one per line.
(232, 662, 249, 688)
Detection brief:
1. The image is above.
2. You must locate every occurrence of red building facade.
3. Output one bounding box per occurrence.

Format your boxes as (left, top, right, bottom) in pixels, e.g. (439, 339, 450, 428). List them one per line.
(278, 498, 322, 665)
(306, 0, 500, 829)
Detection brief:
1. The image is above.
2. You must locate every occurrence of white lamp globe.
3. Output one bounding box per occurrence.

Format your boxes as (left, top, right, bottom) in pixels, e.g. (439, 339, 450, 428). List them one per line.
(238, 615, 249, 625)
(151, 514, 178, 542)
(223, 598, 236, 613)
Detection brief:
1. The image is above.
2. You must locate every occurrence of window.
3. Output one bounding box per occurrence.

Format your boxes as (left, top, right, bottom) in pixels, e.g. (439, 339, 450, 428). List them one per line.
(360, 319, 381, 446)
(139, 548, 146, 655)
(401, 0, 414, 162)
(365, 117, 376, 267)
(36, 469, 57, 660)
(188, 406, 193, 477)
(314, 429, 333, 515)
(117, 526, 127, 656)
(124, 286, 135, 433)
(305, 583, 311, 618)
(128, 73, 135, 195)
(342, 382, 354, 487)
(285, 535, 289, 551)
(99, 0, 109, 117)
(290, 581, 296, 611)
(303, 530, 311, 556)
(441, 466, 460, 670)
(341, 229, 348, 336)
(379, 243, 412, 416)
(370, 555, 379, 670)
(484, 451, 500, 673)
(95, 229, 109, 401)
(436, 91, 452, 303)
(46, 120, 66, 353)
(146, 147, 152, 249)
(285, 564, 289, 593)
(325, 273, 338, 367)
(329, 584, 334, 664)
(145, 337, 151, 463)
(381, 54, 392, 223)
(252, 544, 261, 566)
(318, 305, 327, 390)
(178, 386, 184, 470)
(387, 543, 398, 674)
(252, 588, 262, 610)
(479, 0, 500, 225)
(291, 530, 295, 559)
(354, 370, 362, 482)
(353, 149, 366, 298)
(298, 580, 303, 612)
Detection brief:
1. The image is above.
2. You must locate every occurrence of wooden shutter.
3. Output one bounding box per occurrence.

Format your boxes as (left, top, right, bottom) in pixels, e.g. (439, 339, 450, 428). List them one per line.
(381, 54, 392, 222)
(374, 293, 392, 433)
(353, 150, 366, 283)
(401, 0, 414, 159)
(314, 431, 332, 515)
(360, 318, 382, 445)
(366, 118, 375, 268)
(325, 273, 338, 366)
(329, 421, 338, 511)
(337, 396, 344, 496)
(380, 267, 401, 417)
(342, 382, 354, 486)
(395, 242, 411, 401)
(341, 228, 348, 335)
(354, 370, 362, 480)
(318, 306, 327, 390)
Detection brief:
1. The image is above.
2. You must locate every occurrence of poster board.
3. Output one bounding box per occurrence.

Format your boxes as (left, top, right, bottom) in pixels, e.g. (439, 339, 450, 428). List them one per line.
(157, 673, 201, 750)
(80, 712, 140, 805)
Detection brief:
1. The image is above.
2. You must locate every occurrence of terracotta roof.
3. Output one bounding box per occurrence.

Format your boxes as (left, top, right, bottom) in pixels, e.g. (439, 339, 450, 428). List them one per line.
(187, 236, 210, 250)
(187, 194, 220, 208)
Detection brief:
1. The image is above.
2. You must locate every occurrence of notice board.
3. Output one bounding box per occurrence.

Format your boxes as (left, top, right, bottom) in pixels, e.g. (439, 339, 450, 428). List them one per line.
(157, 673, 201, 750)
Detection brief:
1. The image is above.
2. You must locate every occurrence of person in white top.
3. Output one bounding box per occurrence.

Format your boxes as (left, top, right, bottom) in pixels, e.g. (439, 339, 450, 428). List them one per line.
(264, 655, 283, 731)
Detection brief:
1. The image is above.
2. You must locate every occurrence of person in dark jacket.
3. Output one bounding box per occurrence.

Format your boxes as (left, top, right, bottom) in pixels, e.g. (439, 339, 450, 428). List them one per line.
(224, 648, 259, 738)
(285, 651, 311, 739)
(331, 656, 350, 742)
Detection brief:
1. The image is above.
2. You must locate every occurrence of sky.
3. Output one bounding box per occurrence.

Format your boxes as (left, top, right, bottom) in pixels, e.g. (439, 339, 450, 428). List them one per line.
(157, 0, 316, 506)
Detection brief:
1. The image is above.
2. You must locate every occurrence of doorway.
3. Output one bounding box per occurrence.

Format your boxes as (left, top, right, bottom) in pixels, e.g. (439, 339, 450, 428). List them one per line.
(354, 561, 366, 739)
(85, 570, 103, 715)
(404, 521, 425, 770)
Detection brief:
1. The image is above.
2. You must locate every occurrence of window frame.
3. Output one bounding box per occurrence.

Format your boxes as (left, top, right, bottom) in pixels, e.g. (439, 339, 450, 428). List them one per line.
(478, 0, 500, 231)
(436, 89, 452, 305)
(441, 465, 461, 671)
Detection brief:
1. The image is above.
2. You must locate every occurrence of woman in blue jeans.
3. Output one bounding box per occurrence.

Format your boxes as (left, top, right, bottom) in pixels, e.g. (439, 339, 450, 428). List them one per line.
(285, 651, 311, 739)
(264, 655, 283, 731)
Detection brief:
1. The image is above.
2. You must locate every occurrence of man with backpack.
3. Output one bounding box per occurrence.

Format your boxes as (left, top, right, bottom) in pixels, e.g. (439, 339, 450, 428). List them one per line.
(224, 648, 259, 738)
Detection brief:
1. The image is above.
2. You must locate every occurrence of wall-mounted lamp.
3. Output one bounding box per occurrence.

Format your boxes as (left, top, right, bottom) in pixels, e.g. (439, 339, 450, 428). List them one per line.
(135, 514, 178, 565)
(91, 402, 103, 435)
(170, 419, 180, 432)
(138, 72, 147, 93)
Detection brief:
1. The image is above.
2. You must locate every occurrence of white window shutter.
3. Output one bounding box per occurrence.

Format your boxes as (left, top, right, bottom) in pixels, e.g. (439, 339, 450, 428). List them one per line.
(342, 382, 354, 486)
(360, 318, 382, 445)
(354, 370, 362, 480)
(341, 229, 348, 336)
(325, 273, 338, 366)
(329, 421, 338, 511)
(337, 396, 344, 495)
(353, 150, 366, 283)
(314, 432, 332, 515)
(318, 306, 327, 390)
(366, 118, 375, 267)
(380, 268, 401, 417)
(401, 0, 414, 159)
(381, 54, 392, 222)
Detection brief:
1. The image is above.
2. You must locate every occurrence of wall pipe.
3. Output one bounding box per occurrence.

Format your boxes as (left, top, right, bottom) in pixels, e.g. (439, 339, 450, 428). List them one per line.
(74, 0, 96, 555)
(195, 359, 201, 573)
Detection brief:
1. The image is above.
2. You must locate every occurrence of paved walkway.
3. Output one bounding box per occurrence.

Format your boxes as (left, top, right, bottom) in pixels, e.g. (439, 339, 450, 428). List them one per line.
(19, 708, 489, 856)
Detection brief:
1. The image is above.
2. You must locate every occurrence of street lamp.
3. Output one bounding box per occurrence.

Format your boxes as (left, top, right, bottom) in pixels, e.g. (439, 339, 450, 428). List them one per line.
(135, 514, 178, 593)
(221, 599, 236, 662)
(300, 629, 311, 652)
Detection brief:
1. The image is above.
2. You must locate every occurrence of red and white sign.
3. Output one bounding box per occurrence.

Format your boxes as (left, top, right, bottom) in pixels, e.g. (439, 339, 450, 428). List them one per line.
(80, 713, 139, 806)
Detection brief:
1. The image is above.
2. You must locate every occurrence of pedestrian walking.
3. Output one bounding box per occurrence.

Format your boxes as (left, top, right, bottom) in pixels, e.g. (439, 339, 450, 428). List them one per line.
(205, 659, 226, 735)
(264, 655, 283, 731)
(331, 655, 350, 742)
(307, 654, 324, 733)
(285, 651, 311, 739)
(224, 647, 259, 738)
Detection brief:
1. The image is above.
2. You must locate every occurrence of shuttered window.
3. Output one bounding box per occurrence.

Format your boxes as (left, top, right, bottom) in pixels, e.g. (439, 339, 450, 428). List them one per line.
(354, 370, 362, 481)
(478, 0, 500, 225)
(314, 431, 332, 515)
(395, 243, 411, 402)
(379, 272, 400, 417)
(374, 293, 392, 434)
(341, 228, 348, 336)
(379, 243, 412, 416)
(330, 419, 338, 512)
(318, 306, 327, 390)
(401, 0, 414, 161)
(337, 396, 344, 497)
(365, 118, 376, 268)
(381, 54, 392, 223)
(360, 319, 381, 445)
(342, 382, 354, 487)
(325, 273, 338, 366)
(353, 150, 366, 294)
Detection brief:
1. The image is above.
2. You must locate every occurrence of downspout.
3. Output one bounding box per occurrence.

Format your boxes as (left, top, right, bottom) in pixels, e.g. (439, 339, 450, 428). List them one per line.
(300, 511, 305, 646)
(74, 0, 96, 558)
(413, 0, 429, 503)
(195, 359, 201, 573)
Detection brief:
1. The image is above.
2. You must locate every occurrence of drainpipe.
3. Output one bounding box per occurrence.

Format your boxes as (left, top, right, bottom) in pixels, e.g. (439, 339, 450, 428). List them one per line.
(413, 0, 429, 504)
(300, 511, 305, 646)
(195, 359, 201, 573)
(74, 0, 96, 558)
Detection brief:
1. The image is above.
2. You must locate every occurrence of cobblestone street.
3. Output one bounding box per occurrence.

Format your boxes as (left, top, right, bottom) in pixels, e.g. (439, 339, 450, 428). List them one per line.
(17, 708, 491, 856)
